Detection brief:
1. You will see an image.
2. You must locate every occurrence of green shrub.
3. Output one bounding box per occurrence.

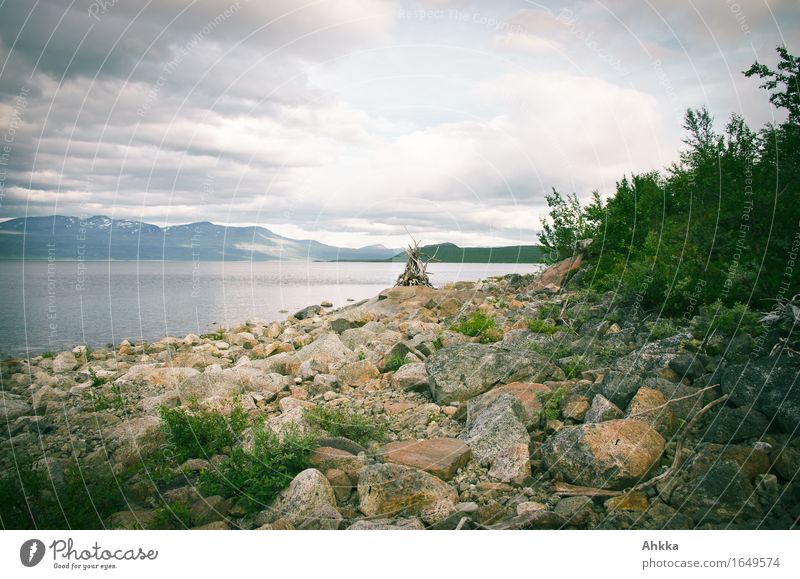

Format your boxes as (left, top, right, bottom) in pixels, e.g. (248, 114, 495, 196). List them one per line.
(200, 329, 226, 341)
(0, 460, 130, 529)
(646, 319, 682, 340)
(85, 377, 126, 411)
(561, 356, 587, 380)
(450, 310, 503, 344)
(537, 303, 562, 320)
(149, 500, 192, 530)
(537, 387, 567, 422)
(527, 319, 558, 335)
(41, 351, 54, 359)
(88, 367, 106, 387)
(160, 403, 249, 462)
(479, 326, 504, 343)
(199, 425, 316, 513)
(384, 353, 407, 372)
(305, 405, 385, 446)
(690, 300, 763, 340)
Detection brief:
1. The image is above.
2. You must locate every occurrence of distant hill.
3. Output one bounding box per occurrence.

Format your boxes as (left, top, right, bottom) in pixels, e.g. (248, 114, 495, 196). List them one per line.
(389, 242, 545, 263)
(0, 215, 400, 261)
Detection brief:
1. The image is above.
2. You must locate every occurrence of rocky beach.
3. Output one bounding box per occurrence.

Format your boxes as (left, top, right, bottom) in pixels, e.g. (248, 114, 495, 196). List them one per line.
(2, 258, 798, 530)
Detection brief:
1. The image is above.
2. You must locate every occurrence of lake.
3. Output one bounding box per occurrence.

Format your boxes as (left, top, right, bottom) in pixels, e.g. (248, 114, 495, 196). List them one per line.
(0, 261, 543, 358)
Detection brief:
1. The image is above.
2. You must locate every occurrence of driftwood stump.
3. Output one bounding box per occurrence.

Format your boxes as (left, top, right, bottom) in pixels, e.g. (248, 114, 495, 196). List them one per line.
(395, 238, 434, 287)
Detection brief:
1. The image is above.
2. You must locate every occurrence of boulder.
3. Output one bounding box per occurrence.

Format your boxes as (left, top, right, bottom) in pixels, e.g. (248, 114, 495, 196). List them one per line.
(347, 518, 425, 530)
(52, 351, 79, 373)
(335, 359, 380, 386)
(541, 419, 665, 490)
(583, 394, 623, 423)
(264, 407, 314, 441)
(554, 496, 597, 527)
(0, 398, 31, 422)
(115, 365, 199, 386)
(427, 343, 559, 404)
(379, 438, 471, 480)
(390, 363, 429, 392)
(466, 382, 550, 428)
(487, 443, 530, 485)
(721, 359, 800, 433)
(700, 406, 770, 443)
(459, 394, 530, 464)
(660, 443, 766, 524)
(177, 373, 244, 404)
(357, 463, 458, 518)
(626, 387, 677, 436)
(293, 305, 322, 320)
(531, 255, 582, 291)
(293, 333, 357, 371)
(264, 468, 338, 526)
(105, 416, 165, 466)
(309, 447, 365, 479)
(190, 496, 232, 527)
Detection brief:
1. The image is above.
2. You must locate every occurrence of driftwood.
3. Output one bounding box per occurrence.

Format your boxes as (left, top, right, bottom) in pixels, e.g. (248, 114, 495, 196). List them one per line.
(395, 237, 435, 287)
(553, 392, 730, 498)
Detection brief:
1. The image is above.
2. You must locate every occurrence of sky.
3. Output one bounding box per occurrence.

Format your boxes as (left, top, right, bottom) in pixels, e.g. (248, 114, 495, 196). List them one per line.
(0, 0, 796, 249)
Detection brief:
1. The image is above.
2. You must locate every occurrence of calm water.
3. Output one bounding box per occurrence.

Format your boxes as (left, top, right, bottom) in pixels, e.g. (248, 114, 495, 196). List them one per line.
(0, 261, 543, 358)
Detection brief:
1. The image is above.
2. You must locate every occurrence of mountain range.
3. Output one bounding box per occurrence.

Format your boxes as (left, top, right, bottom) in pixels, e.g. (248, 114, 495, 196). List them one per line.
(0, 215, 544, 263)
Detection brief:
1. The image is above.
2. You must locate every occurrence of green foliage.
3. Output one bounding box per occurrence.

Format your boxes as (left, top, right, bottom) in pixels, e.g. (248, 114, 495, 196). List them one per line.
(450, 310, 502, 343)
(479, 326, 504, 343)
(646, 319, 682, 340)
(88, 367, 106, 387)
(357, 351, 366, 361)
(527, 319, 558, 335)
(41, 351, 54, 359)
(305, 405, 385, 446)
(563, 358, 587, 380)
(540, 47, 800, 318)
(384, 353, 407, 372)
(159, 403, 249, 462)
(538, 189, 603, 263)
(537, 387, 567, 422)
(86, 383, 126, 411)
(529, 340, 573, 361)
(200, 329, 226, 341)
(0, 460, 130, 529)
(690, 300, 763, 340)
(537, 303, 562, 320)
(149, 500, 192, 530)
(432, 337, 444, 351)
(199, 425, 316, 513)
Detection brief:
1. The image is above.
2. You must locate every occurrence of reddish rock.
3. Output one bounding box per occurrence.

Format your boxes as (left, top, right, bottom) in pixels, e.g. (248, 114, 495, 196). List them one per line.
(531, 255, 582, 291)
(467, 382, 551, 428)
(384, 400, 416, 415)
(379, 437, 472, 480)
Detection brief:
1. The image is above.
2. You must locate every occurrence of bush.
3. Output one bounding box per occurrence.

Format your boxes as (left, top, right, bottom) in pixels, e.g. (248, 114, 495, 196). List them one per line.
(450, 310, 503, 343)
(160, 403, 249, 462)
(305, 405, 385, 446)
(537, 303, 562, 320)
(0, 460, 130, 529)
(527, 319, 558, 335)
(646, 319, 682, 340)
(537, 387, 567, 422)
(199, 425, 316, 513)
(148, 500, 192, 530)
(690, 300, 763, 340)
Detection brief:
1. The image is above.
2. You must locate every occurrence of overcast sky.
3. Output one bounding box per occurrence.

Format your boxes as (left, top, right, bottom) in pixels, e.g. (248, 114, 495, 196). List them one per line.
(0, 0, 796, 248)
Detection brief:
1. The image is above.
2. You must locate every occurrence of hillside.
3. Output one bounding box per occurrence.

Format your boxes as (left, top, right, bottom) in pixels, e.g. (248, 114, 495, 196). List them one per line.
(389, 243, 545, 264)
(0, 215, 400, 261)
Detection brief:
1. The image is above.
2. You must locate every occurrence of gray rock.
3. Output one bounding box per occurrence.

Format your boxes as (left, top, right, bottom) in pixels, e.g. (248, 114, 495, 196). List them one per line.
(293, 305, 322, 320)
(426, 342, 559, 405)
(541, 419, 665, 490)
(583, 394, 623, 423)
(263, 468, 338, 526)
(390, 362, 429, 392)
(0, 397, 32, 422)
(293, 333, 356, 371)
(357, 463, 457, 518)
(340, 327, 377, 351)
(347, 517, 425, 530)
(721, 358, 800, 433)
(459, 394, 530, 464)
(52, 351, 79, 373)
(701, 406, 771, 443)
(554, 496, 597, 527)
